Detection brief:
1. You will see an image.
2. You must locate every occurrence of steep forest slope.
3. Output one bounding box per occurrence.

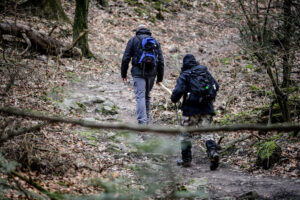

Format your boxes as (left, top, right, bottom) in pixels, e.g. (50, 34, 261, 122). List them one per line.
(0, 0, 299, 199)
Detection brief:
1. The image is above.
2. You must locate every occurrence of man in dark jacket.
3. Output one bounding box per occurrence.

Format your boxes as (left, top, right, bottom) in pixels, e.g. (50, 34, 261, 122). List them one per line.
(171, 54, 219, 170)
(121, 25, 164, 124)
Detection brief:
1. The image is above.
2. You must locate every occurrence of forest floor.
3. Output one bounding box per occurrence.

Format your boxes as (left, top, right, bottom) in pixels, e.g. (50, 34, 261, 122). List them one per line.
(54, 70, 300, 199)
(1, 0, 300, 199)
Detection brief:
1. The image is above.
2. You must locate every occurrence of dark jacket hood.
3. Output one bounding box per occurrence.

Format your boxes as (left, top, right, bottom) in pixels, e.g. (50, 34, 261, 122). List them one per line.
(181, 54, 199, 72)
(136, 28, 152, 36)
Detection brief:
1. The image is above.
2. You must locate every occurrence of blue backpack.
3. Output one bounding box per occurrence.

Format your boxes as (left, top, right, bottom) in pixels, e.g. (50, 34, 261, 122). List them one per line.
(137, 36, 158, 71)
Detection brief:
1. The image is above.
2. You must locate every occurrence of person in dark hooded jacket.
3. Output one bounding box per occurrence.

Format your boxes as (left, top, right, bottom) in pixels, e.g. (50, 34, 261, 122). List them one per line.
(171, 54, 220, 170)
(121, 24, 164, 124)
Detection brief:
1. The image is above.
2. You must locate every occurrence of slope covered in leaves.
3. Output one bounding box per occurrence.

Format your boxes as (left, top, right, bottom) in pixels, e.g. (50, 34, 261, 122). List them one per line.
(0, 0, 299, 199)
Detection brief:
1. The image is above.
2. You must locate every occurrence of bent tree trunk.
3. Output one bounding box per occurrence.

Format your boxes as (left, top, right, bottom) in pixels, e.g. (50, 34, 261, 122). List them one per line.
(20, 0, 70, 23)
(73, 0, 93, 58)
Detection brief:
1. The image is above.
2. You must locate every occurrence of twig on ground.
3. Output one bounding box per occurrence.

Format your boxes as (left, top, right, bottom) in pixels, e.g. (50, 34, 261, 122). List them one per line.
(218, 136, 224, 145)
(221, 131, 264, 153)
(19, 33, 31, 56)
(221, 134, 252, 153)
(13, 176, 32, 200)
(64, 30, 88, 52)
(48, 25, 58, 37)
(0, 122, 49, 144)
(11, 171, 62, 200)
(80, 163, 118, 174)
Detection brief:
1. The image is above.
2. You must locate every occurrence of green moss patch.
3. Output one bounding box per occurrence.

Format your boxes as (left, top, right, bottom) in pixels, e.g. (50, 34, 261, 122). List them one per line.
(216, 110, 261, 125)
(74, 129, 103, 144)
(257, 141, 277, 159)
(256, 141, 281, 169)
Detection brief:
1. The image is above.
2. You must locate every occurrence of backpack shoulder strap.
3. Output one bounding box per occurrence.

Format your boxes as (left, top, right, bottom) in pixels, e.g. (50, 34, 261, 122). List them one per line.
(136, 35, 150, 50)
(135, 35, 143, 45)
(133, 35, 144, 53)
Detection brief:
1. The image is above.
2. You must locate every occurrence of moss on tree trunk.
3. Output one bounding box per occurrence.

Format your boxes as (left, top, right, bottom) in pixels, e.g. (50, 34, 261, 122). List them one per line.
(73, 0, 93, 58)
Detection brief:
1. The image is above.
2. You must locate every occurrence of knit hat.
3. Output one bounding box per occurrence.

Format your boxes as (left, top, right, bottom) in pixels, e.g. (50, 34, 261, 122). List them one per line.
(137, 24, 147, 30)
(181, 54, 199, 71)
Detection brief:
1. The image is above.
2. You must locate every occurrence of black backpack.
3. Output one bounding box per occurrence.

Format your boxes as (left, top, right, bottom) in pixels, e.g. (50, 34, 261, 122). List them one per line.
(137, 36, 158, 71)
(185, 68, 217, 103)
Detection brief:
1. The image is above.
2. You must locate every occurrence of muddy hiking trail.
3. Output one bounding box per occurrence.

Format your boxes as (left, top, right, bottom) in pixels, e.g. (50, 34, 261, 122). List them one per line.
(60, 68, 300, 200)
(2, 1, 299, 199)
(58, 11, 300, 197)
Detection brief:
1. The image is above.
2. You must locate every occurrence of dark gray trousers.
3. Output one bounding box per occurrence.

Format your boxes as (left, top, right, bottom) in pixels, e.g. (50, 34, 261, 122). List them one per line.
(133, 76, 156, 124)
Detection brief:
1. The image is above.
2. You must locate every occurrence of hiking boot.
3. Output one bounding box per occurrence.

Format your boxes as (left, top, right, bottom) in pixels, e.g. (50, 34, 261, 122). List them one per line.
(209, 149, 219, 170)
(206, 140, 219, 170)
(180, 140, 192, 167)
(176, 159, 192, 167)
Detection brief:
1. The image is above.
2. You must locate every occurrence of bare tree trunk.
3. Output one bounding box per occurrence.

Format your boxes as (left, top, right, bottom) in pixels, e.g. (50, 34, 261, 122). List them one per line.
(73, 0, 93, 58)
(282, 0, 293, 89)
(262, 58, 290, 122)
(278, 0, 293, 122)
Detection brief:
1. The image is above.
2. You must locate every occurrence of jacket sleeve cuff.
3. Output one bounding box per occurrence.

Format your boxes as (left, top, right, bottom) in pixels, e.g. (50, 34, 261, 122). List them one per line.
(170, 97, 177, 103)
(157, 74, 163, 82)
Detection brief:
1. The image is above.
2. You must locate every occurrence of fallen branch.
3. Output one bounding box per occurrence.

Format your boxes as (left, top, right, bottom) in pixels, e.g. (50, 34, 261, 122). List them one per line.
(217, 135, 224, 145)
(64, 30, 88, 52)
(0, 122, 48, 144)
(59, 30, 87, 59)
(0, 106, 299, 135)
(48, 25, 58, 37)
(81, 163, 118, 174)
(19, 33, 31, 56)
(221, 134, 252, 153)
(0, 20, 80, 57)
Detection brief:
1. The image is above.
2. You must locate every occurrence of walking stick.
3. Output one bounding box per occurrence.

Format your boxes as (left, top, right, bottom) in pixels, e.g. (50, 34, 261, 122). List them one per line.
(157, 82, 172, 95)
(174, 103, 180, 126)
(157, 82, 180, 126)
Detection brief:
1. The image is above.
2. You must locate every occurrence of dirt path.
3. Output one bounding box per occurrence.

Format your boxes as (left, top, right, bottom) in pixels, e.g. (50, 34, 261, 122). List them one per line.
(59, 5, 299, 198)
(177, 146, 300, 199)
(61, 69, 300, 199)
